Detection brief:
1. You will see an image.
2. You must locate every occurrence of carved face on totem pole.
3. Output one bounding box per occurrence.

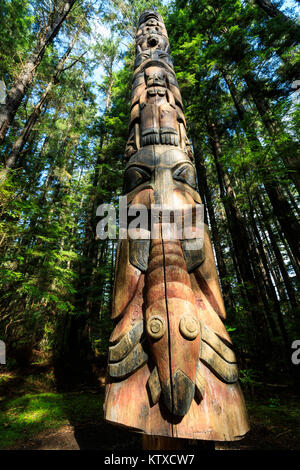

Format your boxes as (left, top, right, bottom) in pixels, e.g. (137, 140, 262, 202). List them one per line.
(104, 10, 249, 441)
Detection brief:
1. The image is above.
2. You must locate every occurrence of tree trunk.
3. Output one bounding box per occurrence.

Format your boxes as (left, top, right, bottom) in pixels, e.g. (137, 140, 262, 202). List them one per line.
(256, 194, 299, 311)
(247, 197, 290, 345)
(224, 72, 300, 265)
(207, 119, 269, 349)
(263, 181, 300, 265)
(243, 71, 300, 195)
(192, 135, 235, 311)
(1, 34, 79, 180)
(254, 0, 300, 31)
(0, 0, 77, 145)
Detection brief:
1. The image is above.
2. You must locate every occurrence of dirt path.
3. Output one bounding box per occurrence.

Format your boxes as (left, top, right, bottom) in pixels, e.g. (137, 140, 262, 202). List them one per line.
(11, 421, 300, 451)
(2, 366, 299, 451)
(10, 421, 141, 451)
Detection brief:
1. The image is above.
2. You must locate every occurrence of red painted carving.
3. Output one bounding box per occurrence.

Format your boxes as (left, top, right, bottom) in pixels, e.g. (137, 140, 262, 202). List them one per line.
(104, 10, 250, 441)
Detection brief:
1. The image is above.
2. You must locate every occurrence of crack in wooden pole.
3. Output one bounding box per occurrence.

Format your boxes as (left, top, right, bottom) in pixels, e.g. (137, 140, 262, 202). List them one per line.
(103, 9, 250, 449)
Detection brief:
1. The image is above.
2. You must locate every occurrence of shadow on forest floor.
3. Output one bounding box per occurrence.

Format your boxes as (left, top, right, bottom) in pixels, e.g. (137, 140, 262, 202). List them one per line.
(1, 359, 300, 450)
(52, 358, 142, 450)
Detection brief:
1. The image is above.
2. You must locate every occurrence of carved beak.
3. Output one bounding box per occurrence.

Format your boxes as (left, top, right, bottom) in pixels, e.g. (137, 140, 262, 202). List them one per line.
(162, 369, 195, 416)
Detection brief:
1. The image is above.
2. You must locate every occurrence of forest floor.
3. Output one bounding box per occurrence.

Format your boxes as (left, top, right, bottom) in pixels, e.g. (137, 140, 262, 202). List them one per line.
(0, 360, 300, 451)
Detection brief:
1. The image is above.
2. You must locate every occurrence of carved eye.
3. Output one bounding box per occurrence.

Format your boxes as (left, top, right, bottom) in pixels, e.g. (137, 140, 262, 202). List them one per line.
(123, 166, 151, 194)
(173, 164, 197, 189)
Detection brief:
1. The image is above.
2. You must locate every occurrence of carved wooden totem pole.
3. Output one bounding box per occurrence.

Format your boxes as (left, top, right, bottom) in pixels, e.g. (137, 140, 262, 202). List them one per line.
(103, 11, 249, 442)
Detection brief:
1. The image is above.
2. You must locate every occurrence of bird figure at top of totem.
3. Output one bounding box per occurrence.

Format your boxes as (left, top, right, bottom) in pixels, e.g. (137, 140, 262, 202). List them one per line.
(103, 10, 250, 441)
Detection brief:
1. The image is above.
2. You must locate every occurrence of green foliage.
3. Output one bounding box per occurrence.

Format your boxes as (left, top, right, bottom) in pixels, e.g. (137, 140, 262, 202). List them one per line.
(239, 368, 259, 388)
(0, 0, 299, 386)
(246, 394, 300, 442)
(0, 0, 34, 79)
(268, 397, 281, 408)
(0, 391, 103, 449)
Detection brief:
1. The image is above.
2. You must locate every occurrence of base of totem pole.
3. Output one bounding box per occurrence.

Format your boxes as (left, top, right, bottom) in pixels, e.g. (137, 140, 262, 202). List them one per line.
(142, 435, 215, 451)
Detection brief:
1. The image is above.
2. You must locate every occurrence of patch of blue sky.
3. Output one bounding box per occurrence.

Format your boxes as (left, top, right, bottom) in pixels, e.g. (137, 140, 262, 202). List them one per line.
(88, 16, 130, 115)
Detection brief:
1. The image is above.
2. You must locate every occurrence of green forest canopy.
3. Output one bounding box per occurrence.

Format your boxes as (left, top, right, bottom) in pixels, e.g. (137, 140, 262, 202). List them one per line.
(0, 0, 299, 384)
